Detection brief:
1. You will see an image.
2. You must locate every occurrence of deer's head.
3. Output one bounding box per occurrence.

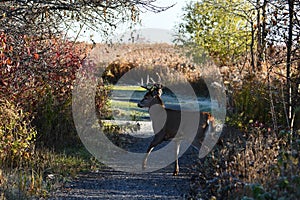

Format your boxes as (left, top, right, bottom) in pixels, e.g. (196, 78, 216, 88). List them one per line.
(138, 84, 163, 108)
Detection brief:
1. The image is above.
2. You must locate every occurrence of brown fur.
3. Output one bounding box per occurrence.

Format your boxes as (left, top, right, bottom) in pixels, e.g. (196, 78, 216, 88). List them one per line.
(138, 86, 214, 175)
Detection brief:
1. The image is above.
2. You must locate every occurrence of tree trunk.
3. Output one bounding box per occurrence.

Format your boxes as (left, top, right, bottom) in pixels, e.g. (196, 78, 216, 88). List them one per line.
(256, 0, 262, 70)
(250, 21, 256, 72)
(287, 0, 294, 128)
(256, 0, 268, 71)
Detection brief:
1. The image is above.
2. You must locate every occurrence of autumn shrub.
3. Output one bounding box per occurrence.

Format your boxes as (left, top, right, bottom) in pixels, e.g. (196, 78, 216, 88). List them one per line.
(233, 82, 269, 123)
(224, 73, 288, 133)
(240, 130, 300, 200)
(0, 96, 101, 198)
(190, 124, 300, 200)
(95, 83, 112, 120)
(0, 169, 6, 199)
(0, 31, 95, 147)
(33, 88, 79, 148)
(0, 99, 36, 168)
(191, 64, 299, 199)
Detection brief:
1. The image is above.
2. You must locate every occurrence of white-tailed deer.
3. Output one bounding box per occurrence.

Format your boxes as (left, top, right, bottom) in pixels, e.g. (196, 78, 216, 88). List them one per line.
(138, 84, 215, 176)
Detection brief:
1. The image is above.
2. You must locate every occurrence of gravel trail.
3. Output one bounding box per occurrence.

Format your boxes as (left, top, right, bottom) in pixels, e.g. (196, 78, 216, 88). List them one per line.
(50, 121, 199, 200)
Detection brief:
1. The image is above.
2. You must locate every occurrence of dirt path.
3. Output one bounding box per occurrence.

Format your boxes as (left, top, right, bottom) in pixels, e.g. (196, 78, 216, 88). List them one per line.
(49, 122, 199, 200)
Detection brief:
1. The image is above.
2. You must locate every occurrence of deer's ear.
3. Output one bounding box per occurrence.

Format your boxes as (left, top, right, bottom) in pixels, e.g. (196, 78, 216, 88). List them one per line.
(152, 88, 162, 97)
(202, 112, 210, 121)
(157, 88, 163, 97)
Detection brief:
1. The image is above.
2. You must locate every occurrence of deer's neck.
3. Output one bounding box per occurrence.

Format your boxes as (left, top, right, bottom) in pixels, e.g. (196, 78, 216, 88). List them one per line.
(148, 103, 165, 116)
(148, 103, 166, 134)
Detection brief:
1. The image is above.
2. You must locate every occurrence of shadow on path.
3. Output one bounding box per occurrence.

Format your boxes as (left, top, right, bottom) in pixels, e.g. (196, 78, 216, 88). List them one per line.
(50, 122, 199, 200)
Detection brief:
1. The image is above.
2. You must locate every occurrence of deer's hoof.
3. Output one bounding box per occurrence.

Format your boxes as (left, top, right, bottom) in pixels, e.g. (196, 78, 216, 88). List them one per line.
(173, 171, 179, 176)
(142, 164, 146, 171)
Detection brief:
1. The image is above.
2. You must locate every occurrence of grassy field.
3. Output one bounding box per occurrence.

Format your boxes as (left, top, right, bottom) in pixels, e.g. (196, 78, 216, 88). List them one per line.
(109, 85, 148, 121)
(107, 85, 212, 121)
(111, 85, 146, 91)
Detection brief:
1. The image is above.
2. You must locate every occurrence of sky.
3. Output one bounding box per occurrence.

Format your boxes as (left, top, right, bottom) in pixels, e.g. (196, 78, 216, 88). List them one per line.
(138, 0, 188, 30)
(72, 0, 189, 43)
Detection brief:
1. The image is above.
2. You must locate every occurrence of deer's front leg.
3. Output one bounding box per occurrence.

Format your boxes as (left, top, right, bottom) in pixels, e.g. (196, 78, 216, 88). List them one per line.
(173, 141, 181, 176)
(143, 146, 154, 170)
(143, 132, 165, 170)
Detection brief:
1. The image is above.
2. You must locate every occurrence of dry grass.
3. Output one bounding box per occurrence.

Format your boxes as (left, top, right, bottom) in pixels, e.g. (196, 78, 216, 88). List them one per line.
(100, 43, 205, 85)
(0, 147, 102, 199)
(189, 126, 300, 199)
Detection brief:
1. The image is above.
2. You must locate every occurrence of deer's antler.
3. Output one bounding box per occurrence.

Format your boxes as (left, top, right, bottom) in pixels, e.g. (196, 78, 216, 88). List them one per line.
(141, 83, 163, 91)
(141, 84, 153, 91)
(141, 73, 163, 91)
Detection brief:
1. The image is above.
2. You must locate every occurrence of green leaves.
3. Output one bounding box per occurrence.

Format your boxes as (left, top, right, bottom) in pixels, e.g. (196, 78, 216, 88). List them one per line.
(0, 99, 37, 167)
(177, 0, 251, 65)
